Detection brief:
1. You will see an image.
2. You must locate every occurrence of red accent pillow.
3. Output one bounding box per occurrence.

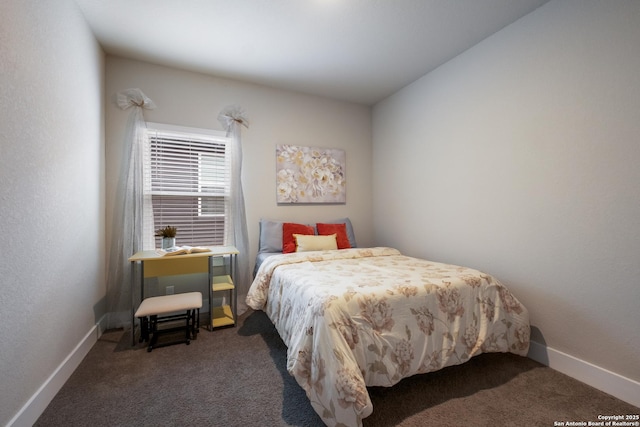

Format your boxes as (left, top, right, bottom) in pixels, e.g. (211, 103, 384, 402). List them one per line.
(316, 223, 351, 249)
(282, 223, 315, 253)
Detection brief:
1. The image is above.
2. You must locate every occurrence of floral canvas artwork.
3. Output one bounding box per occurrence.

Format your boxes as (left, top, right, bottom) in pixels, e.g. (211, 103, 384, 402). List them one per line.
(276, 144, 346, 204)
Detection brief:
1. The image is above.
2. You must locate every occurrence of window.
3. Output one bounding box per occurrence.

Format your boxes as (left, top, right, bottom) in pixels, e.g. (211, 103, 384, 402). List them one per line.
(143, 123, 231, 248)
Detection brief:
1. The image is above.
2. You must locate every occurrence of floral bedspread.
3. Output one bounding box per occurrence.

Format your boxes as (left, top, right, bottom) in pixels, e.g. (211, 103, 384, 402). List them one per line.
(246, 247, 530, 427)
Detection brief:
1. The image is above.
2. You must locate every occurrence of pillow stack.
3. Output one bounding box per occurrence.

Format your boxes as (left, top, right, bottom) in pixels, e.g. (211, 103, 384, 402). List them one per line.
(270, 219, 355, 253)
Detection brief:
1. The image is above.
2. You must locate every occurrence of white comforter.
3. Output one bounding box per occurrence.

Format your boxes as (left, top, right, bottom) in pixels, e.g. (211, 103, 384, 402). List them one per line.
(247, 247, 530, 426)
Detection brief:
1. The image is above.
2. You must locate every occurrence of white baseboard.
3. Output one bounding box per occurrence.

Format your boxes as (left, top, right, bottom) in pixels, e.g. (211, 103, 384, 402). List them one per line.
(7, 315, 107, 427)
(528, 340, 640, 409)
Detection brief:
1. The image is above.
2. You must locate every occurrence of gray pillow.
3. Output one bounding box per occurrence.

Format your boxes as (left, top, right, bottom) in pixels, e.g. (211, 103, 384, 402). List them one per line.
(258, 219, 284, 253)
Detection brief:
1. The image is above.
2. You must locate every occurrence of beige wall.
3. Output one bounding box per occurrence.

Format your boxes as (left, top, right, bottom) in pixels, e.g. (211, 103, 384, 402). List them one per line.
(0, 0, 105, 424)
(373, 0, 640, 383)
(105, 57, 374, 276)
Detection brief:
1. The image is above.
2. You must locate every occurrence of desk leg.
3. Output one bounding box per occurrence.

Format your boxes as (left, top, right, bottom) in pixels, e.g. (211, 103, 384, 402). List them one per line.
(208, 255, 213, 331)
(131, 261, 145, 346)
(130, 261, 136, 346)
(232, 254, 237, 326)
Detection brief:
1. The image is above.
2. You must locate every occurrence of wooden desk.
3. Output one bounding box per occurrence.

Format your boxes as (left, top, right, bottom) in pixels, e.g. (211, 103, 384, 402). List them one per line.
(128, 246, 239, 346)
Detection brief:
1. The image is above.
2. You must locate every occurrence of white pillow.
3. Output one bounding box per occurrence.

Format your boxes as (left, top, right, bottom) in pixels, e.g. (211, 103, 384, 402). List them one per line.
(293, 233, 338, 252)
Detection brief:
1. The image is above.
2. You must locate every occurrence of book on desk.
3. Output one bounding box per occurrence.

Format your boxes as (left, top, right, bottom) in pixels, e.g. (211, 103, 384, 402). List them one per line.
(157, 246, 212, 256)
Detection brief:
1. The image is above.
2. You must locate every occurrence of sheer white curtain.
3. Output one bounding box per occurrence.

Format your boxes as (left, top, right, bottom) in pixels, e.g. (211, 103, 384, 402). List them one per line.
(106, 88, 156, 329)
(218, 105, 251, 313)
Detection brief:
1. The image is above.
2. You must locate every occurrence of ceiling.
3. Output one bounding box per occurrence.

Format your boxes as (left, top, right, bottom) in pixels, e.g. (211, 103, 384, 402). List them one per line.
(75, 0, 549, 105)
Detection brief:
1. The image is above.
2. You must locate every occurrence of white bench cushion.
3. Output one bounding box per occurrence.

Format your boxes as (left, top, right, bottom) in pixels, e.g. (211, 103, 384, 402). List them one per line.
(135, 292, 202, 317)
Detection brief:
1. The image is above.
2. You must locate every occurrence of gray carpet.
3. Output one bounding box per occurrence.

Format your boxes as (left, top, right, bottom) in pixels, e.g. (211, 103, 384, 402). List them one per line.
(35, 310, 638, 427)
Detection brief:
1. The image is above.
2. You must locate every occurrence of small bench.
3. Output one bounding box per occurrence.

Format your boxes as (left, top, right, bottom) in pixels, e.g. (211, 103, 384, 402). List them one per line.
(135, 292, 202, 352)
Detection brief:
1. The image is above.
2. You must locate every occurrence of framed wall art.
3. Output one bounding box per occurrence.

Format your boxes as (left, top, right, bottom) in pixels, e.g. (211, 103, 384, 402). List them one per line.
(276, 144, 346, 204)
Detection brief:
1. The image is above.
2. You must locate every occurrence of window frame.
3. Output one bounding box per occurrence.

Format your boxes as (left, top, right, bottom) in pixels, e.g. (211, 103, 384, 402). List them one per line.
(143, 122, 231, 250)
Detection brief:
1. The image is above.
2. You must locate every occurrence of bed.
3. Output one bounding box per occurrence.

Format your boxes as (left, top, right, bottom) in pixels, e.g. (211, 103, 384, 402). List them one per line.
(246, 219, 530, 427)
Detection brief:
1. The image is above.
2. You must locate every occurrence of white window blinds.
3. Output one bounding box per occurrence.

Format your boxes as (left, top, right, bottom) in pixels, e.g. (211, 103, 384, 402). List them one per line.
(144, 124, 231, 248)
